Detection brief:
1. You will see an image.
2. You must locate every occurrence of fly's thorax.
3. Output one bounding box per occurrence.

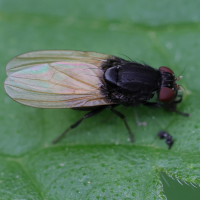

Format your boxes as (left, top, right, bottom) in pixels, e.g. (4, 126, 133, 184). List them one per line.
(103, 60, 160, 94)
(102, 58, 161, 105)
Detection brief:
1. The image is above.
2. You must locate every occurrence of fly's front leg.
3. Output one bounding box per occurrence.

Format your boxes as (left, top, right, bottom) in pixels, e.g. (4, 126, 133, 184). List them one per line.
(163, 96, 190, 117)
(143, 100, 190, 117)
(108, 106, 134, 142)
(52, 106, 106, 144)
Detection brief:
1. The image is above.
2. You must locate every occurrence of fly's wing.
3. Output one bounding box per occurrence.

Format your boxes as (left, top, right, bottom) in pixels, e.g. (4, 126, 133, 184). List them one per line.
(4, 50, 115, 108)
(6, 50, 113, 75)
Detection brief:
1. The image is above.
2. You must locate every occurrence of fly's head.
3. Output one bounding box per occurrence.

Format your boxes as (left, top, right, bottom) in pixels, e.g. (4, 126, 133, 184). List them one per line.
(158, 66, 183, 105)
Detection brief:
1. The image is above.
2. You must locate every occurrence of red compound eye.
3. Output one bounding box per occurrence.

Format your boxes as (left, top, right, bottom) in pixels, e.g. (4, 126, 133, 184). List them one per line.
(159, 87, 175, 102)
(159, 66, 174, 74)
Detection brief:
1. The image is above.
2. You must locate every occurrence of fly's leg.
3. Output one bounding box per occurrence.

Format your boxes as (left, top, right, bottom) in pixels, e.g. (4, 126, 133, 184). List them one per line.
(163, 96, 190, 117)
(172, 110, 190, 117)
(108, 106, 134, 142)
(52, 106, 106, 144)
(134, 108, 147, 127)
(143, 100, 190, 117)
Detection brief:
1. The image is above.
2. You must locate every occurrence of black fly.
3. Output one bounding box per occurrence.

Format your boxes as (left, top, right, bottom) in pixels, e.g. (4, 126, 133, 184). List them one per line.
(4, 50, 189, 148)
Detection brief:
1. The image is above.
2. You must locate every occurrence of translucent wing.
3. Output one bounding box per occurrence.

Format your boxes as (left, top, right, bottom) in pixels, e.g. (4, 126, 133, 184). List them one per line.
(5, 50, 113, 75)
(4, 50, 114, 108)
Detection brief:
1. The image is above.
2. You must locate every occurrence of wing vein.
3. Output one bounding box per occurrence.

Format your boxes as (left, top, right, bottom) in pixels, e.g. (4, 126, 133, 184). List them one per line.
(80, 97, 108, 107)
(14, 96, 99, 103)
(50, 65, 99, 89)
(9, 76, 95, 92)
(5, 84, 96, 96)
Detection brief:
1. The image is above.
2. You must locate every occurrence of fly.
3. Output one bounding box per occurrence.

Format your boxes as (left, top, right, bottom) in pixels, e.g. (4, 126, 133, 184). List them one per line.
(4, 50, 189, 147)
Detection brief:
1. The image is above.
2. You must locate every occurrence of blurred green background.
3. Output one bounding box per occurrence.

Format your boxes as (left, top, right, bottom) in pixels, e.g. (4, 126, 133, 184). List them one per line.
(1, 0, 200, 199)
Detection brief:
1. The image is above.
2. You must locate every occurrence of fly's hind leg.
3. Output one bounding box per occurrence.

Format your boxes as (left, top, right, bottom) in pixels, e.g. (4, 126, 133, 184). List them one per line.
(52, 106, 106, 144)
(108, 106, 134, 142)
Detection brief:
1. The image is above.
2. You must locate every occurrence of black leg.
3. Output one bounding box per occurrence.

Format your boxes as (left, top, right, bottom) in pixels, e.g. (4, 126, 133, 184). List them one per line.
(108, 106, 134, 142)
(52, 106, 106, 144)
(143, 100, 190, 117)
(173, 110, 190, 117)
(163, 101, 190, 117)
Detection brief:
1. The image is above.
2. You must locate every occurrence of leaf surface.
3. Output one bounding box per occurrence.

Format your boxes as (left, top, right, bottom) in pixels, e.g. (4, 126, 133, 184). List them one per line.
(0, 0, 200, 199)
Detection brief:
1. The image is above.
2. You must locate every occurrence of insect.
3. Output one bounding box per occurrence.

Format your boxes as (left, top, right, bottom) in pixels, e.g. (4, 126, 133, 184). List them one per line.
(4, 50, 189, 146)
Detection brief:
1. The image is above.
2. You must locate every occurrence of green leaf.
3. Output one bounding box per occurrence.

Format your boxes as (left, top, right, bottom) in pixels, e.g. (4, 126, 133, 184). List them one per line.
(1, 0, 200, 199)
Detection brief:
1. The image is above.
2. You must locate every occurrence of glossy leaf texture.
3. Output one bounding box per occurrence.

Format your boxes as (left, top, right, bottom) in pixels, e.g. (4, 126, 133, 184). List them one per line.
(1, 0, 200, 199)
